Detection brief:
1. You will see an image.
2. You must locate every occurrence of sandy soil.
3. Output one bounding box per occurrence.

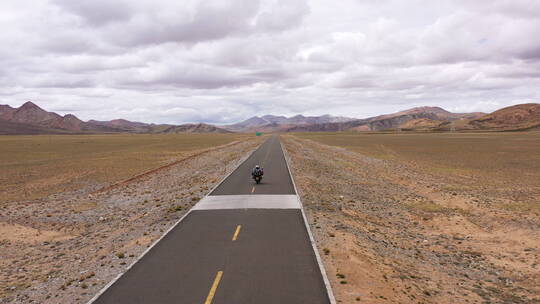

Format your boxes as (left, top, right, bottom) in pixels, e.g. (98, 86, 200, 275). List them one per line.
(283, 135, 540, 304)
(0, 133, 249, 204)
(0, 137, 262, 304)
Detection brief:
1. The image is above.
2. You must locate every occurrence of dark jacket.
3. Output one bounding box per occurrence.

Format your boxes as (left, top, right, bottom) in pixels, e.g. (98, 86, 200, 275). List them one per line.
(252, 167, 264, 177)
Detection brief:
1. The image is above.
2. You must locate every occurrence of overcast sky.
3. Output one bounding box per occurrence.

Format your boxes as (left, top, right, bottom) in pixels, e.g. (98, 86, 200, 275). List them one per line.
(1, 0, 539, 124)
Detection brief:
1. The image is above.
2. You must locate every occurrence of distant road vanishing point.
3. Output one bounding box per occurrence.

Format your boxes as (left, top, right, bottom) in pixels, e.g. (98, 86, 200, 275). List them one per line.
(88, 135, 335, 304)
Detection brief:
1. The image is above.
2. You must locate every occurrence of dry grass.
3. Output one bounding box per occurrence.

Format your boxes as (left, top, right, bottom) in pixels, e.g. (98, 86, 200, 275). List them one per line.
(295, 131, 540, 209)
(1, 137, 261, 303)
(0, 133, 249, 203)
(283, 134, 540, 304)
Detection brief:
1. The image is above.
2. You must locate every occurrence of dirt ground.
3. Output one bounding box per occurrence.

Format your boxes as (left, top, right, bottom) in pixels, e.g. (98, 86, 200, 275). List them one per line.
(0, 137, 262, 303)
(0, 133, 249, 204)
(2, 132, 538, 304)
(294, 132, 540, 212)
(282, 134, 540, 304)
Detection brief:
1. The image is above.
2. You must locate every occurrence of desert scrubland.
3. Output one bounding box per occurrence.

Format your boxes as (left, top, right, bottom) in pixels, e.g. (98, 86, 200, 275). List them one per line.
(0, 134, 262, 303)
(283, 132, 540, 304)
(0, 133, 249, 203)
(2, 131, 539, 304)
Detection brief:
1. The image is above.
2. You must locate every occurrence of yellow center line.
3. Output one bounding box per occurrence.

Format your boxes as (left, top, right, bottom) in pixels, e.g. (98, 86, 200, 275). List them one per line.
(232, 225, 242, 241)
(251, 186, 255, 193)
(204, 271, 223, 304)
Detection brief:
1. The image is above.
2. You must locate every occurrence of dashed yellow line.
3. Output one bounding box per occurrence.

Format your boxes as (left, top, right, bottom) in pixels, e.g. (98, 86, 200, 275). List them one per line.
(232, 225, 242, 241)
(251, 186, 255, 193)
(204, 271, 223, 304)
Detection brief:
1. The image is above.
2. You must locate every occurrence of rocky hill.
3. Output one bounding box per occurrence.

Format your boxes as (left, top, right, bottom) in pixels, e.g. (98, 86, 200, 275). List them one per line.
(0, 119, 71, 135)
(160, 123, 232, 134)
(467, 103, 540, 131)
(398, 118, 449, 130)
(376, 106, 484, 121)
(86, 119, 156, 133)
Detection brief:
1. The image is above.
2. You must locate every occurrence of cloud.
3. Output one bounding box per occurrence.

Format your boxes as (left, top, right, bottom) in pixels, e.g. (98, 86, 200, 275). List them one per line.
(0, 0, 538, 124)
(52, 0, 135, 26)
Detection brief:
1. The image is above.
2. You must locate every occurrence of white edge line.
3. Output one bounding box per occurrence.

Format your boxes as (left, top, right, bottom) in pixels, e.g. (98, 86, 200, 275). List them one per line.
(86, 138, 264, 304)
(279, 135, 337, 304)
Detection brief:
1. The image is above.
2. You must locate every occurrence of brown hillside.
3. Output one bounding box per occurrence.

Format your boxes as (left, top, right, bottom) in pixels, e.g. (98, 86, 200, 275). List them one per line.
(86, 119, 153, 133)
(5, 101, 61, 123)
(42, 114, 86, 131)
(161, 123, 232, 133)
(399, 118, 448, 130)
(374, 106, 484, 121)
(0, 105, 16, 120)
(469, 103, 540, 130)
(0, 119, 70, 135)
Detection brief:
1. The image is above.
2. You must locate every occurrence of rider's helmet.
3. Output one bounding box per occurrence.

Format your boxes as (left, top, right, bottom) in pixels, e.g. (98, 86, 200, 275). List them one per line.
(255, 165, 260, 169)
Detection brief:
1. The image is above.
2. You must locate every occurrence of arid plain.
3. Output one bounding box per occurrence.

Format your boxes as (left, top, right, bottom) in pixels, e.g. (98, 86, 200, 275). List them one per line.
(0, 133, 262, 303)
(0, 133, 251, 203)
(1, 132, 539, 303)
(285, 132, 540, 303)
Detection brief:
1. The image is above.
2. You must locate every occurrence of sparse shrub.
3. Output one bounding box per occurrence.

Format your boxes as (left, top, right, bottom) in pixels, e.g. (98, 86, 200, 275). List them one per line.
(168, 205, 182, 213)
(116, 252, 125, 259)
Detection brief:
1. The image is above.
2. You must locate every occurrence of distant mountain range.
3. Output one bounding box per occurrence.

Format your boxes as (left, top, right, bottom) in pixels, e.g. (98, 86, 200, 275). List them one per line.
(223, 104, 540, 132)
(1, 101, 538, 135)
(0, 102, 230, 135)
(224, 114, 355, 132)
(223, 107, 477, 133)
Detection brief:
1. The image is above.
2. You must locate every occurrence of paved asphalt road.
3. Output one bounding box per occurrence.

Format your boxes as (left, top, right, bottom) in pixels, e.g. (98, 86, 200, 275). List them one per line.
(91, 136, 331, 304)
(210, 135, 295, 195)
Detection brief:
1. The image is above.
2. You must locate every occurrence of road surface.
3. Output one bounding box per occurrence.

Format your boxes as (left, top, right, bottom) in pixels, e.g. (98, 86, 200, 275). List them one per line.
(90, 136, 332, 304)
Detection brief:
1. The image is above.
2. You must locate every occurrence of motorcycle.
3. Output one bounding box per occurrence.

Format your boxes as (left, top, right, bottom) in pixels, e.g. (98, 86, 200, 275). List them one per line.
(253, 175, 262, 184)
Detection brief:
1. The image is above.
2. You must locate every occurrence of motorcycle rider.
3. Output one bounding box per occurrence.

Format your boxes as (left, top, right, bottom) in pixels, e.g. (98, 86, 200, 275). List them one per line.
(252, 165, 264, 179)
